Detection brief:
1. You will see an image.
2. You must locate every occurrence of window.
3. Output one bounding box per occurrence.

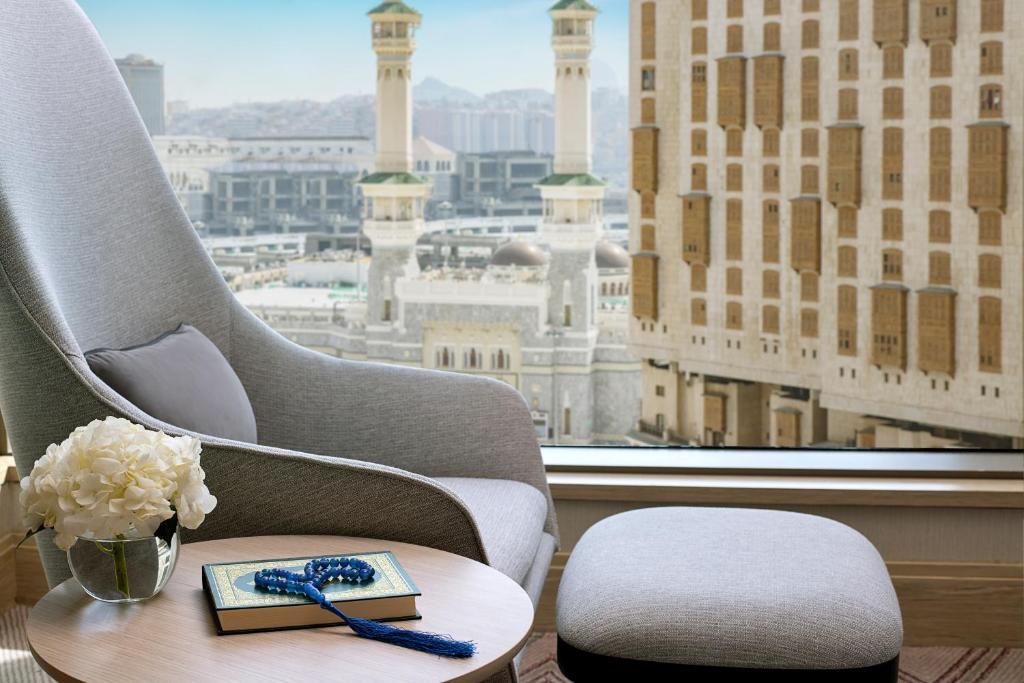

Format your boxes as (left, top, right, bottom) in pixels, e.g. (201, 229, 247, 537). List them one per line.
(838, 49, 859, 80)
(882, 249, 903, 281)
(641, 224, 656, 251)
(763, 128, 780, 157)
(801, 272, 819, 302)
(929, 251, 952, 285)
(691, 264, 707, 292)
(930, 42, 953, 77)
(802, 20, 820, 49)
(838, 206, 858, 238)
(979, 211, 1001, 246)
(692, 63, 708, 123)
(918, 289, 956, 375)
(763, 200, 781, 263)
(980, 84, 1003, 118)
(682, 195, 711, 265)
(801, 165, 819, 194)
(726, 164, 743, 192)
(838, 285, 858, 356)
(882, 46, 904, 79)
(753, 55, 784, 129)
(929, 127, 951, 203)
(930, 86, 952, 119)
(882, 87, 902, 120)
(980, 0, 1003, 33)
(726, 302, 744, 330)
(692, 129, 707, 156)
(632, 127, 658, 193)
(801, 309, 819, 338)
(838, 246, 858, 278)
(763, 270, 781, 299)
(871, 285, 908, 370)
(827, 125, 862, 206)
(882, 128, 903, 200)
(978, 254, 1002, 289)
(691, 298, 708, 326)
(727, 25, 744, 54)
(726, 128, 743, 157)
(763, 164, 780, 193)
(726, 199, 743, 261)
(692, 0, 707, 20)
(641, 98, 656, 124)
(978, 297, 1002, 372)
(631, 254, 659, 320)
(764, 22, 781, 52)
(717, 57, 747, 129)
(786, 206, 817, 261)
(968, 123, 1008, 211)
(765, 0, 782, 15)
(839, 89, 859, 120)
(641, 67, 656, 91)
(873, 0, 909, 45)
(802, 129, 818, 157)
(929, 210, 951, 243)
(839, 0, 859, 41)
(803, 0, 820, 11)
(692, 27, 708, 55)
(921, 0, 957, 43)
(727, 0, 744, 19)
(727, 267, 744, 296)
(763, 305, 781, 335)
(801, 57, 819, 121)
(692, 163, 708, 191)
(641, 191, 656, 219)
(980, 42, 1003, 75)
(641, 2, 656, 60)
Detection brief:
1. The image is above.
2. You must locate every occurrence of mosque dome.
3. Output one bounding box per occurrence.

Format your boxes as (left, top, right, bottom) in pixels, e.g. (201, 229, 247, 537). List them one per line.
(595, 240, 630, 269)
(490, 241, 548, 267)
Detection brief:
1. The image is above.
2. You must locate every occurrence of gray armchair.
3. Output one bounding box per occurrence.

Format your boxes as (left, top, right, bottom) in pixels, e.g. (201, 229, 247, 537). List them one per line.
(0, 0, 556, 661)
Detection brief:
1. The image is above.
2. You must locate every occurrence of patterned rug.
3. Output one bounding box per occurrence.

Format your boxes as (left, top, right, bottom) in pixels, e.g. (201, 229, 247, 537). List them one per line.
(518, 633, 1024, 683)
(2, 607, 1022, 683)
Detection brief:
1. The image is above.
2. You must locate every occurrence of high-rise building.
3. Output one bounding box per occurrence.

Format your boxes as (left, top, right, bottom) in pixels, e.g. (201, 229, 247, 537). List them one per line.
(628, 0, 1021, 449)
(116, 54, 165, 136)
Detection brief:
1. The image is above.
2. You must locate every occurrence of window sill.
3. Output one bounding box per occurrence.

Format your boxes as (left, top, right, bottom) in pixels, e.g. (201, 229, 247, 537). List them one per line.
(542, 447, 1024, 509)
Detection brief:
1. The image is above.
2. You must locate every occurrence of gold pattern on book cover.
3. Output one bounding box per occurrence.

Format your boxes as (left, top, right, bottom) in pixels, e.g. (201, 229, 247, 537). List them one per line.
(211, 552, 413, 609)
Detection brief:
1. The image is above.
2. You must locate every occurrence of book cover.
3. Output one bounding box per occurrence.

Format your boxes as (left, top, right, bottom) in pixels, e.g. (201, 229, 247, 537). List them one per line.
(202, 550, 421, 635)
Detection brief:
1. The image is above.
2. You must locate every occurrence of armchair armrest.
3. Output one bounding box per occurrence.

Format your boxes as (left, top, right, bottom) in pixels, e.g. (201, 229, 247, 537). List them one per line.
(186, 439, 489, 564)
(230, 306, 556, 536)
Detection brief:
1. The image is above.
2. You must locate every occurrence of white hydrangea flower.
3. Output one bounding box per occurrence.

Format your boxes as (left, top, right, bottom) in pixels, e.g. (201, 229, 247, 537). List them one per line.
(20, 417, 218, 550)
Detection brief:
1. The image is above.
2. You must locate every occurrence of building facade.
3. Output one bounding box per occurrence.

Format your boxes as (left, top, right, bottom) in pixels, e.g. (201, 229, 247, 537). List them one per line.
(116, 54, 165, 136)
(629, 0, 1022, 448)
(455, 150, 554, 215)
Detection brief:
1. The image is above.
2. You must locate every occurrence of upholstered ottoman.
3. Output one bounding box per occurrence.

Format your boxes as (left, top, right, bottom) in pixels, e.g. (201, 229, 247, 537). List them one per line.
(556, 508, 903, 681)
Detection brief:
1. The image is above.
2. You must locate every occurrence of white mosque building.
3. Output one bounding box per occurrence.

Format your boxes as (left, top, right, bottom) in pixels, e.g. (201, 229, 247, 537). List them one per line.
(237, 0, 640, 443)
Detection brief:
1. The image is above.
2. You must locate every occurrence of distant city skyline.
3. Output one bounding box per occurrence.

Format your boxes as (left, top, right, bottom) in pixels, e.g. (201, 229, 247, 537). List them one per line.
(78, 0, 629, 109)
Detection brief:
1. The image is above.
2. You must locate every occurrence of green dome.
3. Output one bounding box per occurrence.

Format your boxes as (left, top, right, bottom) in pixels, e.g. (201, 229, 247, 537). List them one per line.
(368, 1, 420, 17)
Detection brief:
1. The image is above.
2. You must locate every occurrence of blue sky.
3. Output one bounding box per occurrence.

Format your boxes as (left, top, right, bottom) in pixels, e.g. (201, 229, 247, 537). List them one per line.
(78, 0, 628, 108)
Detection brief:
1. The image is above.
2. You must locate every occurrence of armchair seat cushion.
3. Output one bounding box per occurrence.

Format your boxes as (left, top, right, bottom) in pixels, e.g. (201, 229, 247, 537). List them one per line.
(435, 477, 547, 584)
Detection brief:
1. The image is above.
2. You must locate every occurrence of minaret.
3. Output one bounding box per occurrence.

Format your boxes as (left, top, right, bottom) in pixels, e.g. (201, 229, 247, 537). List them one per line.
(538, 0, 604, 334)
(361, 1, 431, 331)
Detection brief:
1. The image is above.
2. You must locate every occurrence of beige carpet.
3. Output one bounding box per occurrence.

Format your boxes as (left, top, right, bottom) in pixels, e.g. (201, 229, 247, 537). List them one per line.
(519, 633, 1024, 683)
(3, 607, 1022, 682)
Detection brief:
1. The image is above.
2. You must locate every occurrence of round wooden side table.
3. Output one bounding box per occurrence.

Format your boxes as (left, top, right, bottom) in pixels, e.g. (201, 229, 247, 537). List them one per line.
(28, 535, 535, 683)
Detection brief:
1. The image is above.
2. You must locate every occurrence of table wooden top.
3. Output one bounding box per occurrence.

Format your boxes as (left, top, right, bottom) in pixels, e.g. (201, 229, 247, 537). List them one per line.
(28, 535, 535, 683)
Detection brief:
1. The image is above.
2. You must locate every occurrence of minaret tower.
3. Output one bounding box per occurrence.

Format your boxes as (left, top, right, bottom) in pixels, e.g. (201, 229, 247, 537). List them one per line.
(538, 0, 604, 334)
(361, 1, 431, 331)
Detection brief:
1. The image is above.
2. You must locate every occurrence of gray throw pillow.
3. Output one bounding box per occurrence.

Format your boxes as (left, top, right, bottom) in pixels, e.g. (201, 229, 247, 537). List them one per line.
(86, 324, 258, 443)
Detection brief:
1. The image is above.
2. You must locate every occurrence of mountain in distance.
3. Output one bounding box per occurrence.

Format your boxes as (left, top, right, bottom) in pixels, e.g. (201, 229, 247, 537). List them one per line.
(413, 77, 482, 105)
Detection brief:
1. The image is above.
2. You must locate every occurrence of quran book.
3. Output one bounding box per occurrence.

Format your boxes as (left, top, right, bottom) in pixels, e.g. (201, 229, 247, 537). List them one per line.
(202, 551, 421, 635)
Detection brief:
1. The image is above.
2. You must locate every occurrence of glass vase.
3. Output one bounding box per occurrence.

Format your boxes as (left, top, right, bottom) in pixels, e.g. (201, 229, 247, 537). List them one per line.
(67, 532, 180, 604)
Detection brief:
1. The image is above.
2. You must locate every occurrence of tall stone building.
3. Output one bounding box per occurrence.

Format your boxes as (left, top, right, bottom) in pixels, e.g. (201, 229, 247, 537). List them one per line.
(628, 0, 1021, 448)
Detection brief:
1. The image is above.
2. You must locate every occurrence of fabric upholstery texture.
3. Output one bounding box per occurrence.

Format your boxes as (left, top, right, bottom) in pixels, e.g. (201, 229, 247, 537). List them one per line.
(557, 507, 903, 670)
(86, 324, 258, 443)
(0, 12, 553, 677)
(435, 477, 548, 584)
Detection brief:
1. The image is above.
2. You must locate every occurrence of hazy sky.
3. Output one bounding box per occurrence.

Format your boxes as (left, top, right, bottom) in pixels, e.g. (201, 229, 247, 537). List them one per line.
(78, 0, 629, 108)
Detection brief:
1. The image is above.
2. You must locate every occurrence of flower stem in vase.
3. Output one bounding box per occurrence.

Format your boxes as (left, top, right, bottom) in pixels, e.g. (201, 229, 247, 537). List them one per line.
(94, 539, 131, 599)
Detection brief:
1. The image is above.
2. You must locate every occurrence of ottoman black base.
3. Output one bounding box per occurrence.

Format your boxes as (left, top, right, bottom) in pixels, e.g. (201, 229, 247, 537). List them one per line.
(557, 636, 899, 682)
